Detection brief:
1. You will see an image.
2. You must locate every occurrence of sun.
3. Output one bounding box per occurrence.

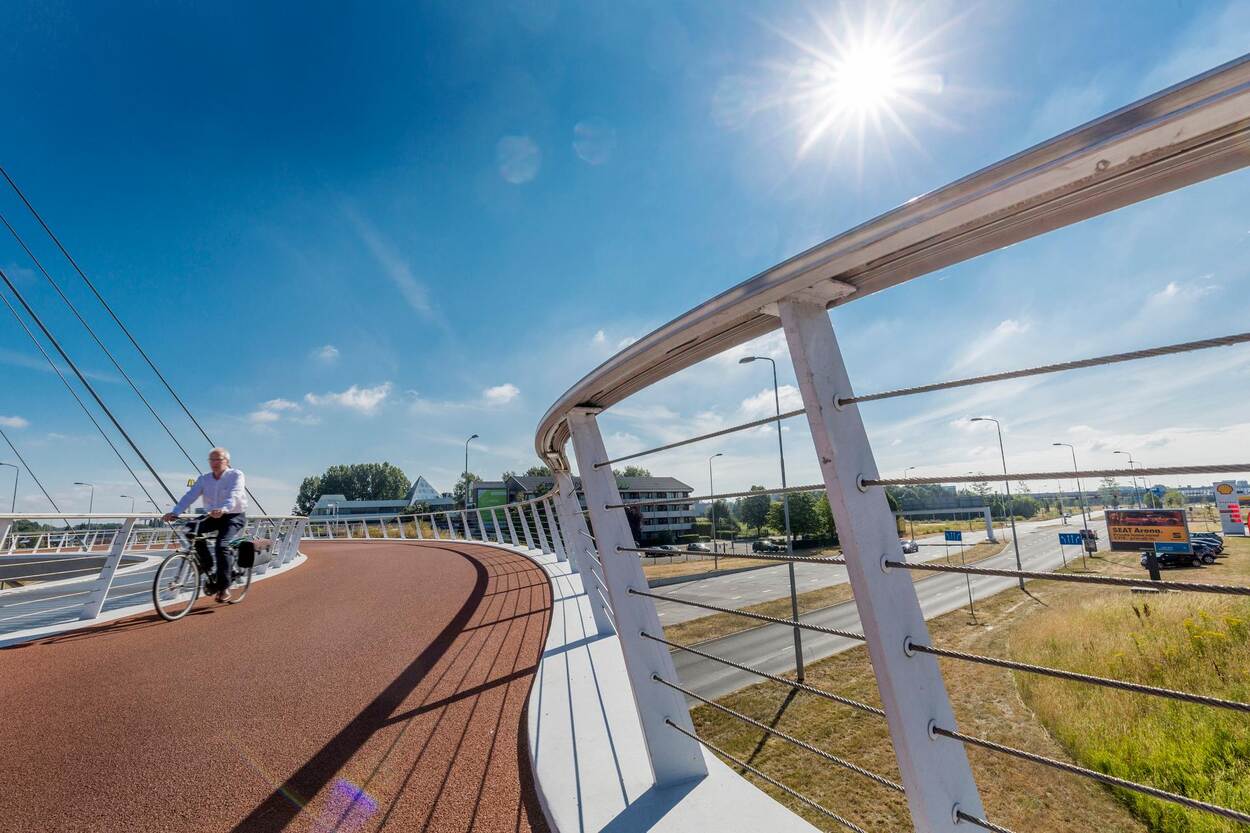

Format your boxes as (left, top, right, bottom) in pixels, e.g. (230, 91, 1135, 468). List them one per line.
(824, 42, 906, 117)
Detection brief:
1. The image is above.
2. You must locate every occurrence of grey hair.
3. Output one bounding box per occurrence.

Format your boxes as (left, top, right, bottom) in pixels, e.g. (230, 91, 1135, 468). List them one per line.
(209, 446, 231, 462)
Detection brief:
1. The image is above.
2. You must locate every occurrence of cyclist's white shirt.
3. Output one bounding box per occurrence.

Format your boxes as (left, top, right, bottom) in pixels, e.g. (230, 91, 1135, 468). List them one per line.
(171, 468, 247, 515)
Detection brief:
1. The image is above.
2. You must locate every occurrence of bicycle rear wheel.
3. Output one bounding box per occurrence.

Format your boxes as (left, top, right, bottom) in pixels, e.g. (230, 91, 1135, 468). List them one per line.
(226, 566, 252, 604)
(153, 553, 200, 621)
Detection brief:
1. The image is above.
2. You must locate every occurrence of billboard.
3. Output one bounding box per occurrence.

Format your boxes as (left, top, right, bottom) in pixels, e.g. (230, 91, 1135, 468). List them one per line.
(1105, 509, 1190, 551)
(476, 488, 509, 510)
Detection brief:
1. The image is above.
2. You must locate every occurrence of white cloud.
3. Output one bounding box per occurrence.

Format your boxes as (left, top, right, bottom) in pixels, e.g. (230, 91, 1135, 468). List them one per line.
(248, 398, 304, 426)
(313, 344, 340, 363)
(616, 335, 639, 350)
(0, 415, 29, 429)
(483, 383, 520, 405)
(262, 398, 299, 412)
(248, 409, 281, 425)
(591, 330, 607, 346)
(1149, 279, 1218, 304)
(305, 382, 393, 415)
(952, 319, 1031, 370)
(344, 207, 433, 317)
(738, 385, 803, 420)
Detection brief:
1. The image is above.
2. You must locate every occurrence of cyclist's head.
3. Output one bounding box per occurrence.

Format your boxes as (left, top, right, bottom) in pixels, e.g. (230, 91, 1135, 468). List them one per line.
(208, 447, 231, 473)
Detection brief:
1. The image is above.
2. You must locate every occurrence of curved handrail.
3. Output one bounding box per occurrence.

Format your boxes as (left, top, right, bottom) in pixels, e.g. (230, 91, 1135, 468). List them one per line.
(535, 53, 1250, 466)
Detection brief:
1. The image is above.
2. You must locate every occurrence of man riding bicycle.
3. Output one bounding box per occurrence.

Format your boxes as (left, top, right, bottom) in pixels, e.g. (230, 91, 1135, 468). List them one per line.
(162, 447, 247, 602)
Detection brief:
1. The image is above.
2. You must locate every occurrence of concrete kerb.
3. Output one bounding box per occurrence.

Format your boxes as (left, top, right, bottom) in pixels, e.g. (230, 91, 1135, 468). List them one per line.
(0, 551, 309, 649)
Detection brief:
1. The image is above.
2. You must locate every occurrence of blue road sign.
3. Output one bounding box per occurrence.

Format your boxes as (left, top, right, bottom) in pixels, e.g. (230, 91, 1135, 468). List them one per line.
(1058, 532, 1082, 546)
(944, 530, 962, 542)
(1154, 542, 1192, 554)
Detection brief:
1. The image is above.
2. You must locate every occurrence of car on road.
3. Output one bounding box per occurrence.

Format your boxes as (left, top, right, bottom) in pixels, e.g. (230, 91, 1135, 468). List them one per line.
(686, 542, 712, 553)
(899, 539, 920, 554)
(752, 539, 786, 553)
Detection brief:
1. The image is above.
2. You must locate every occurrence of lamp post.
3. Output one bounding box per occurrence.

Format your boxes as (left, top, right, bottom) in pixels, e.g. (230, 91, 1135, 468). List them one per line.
(970, 417, 1024, 590)
(739, 355, 805, 680)
(74, 481, 94, 532)
(1113, 451, 1142, 508)
(0, 462, 17, 512)
(120, 494, 135, 513)
(708, 452, 723, 562)
(464, 433, 479, 509)
(903, 465, 918, 541)
(1053, 443, 1091, 531)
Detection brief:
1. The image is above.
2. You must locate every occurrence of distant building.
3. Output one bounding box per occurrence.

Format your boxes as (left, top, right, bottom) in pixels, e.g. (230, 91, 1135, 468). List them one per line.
(310, 474, 454, 519)
(473, 474, 696, 541)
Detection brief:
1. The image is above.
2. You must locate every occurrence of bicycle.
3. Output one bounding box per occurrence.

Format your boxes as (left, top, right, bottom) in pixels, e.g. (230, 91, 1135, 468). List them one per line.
(152, 516, 255, 621)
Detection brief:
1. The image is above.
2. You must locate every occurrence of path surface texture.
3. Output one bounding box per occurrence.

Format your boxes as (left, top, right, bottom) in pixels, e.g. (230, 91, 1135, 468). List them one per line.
(0, 541, 553, 833)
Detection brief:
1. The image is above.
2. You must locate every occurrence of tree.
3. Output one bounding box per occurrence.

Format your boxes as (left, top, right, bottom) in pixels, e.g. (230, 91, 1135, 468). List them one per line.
(614, 465, 652, 478)
(1099, 477, 1121, 508)
(1142, 491, 1163, 509)
(500, 470, 518, 481)
(739, 486, 771, 536)
(293, 462, 410, 514)
(815, 494, 836, 542)
(453, 472, 482, 507)
(766, 491, 826, 538)
(524, 465, 552, 477)
(1163, 489, 1185, 508)
(1016, 481, 1031, 495)
(969, 476, 992, 500)
(705, 499, 732, 526)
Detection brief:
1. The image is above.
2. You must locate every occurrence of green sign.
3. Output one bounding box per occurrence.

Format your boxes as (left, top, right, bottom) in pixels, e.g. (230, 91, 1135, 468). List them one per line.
(476, 488, 508, 509)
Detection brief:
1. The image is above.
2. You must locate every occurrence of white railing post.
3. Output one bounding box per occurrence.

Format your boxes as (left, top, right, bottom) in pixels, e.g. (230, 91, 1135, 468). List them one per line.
(398, 516, 408, 539)
(566, 408, 706, 786)
(503, 506, 520, 547)
(415, 515, 425, 539)
(552, 470, 614, 635)
(459, 510, 470, 541)
(516, 504, 535, 550)
(983, 508, 997, 543)
(474, 510, 487, 542)
(530, 502, 552, 554)
(282, 519, 306, 565)
(542, 498, 566, 561)
(79, 517, 137, 620)
(490, 509, 504, 544)
(779, 298, 985, 832)
(0, 519, 11, 555)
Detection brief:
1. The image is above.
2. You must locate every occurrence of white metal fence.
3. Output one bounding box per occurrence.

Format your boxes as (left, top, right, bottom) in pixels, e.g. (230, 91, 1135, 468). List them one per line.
(517, 55, 1250, 833)
(0, 513, 306, 632)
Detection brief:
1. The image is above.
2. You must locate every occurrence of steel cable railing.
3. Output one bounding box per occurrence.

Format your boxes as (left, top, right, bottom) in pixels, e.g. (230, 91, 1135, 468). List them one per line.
(663, 718, 871, 833)
(629, 587, 867, 642)
(882, 559, 1250, 596)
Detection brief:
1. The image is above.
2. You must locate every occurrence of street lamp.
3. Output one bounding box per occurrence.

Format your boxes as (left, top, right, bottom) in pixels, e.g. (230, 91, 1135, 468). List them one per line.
(708, 452, 723, 558)
(0, 462, 17, 512)
(740, 354, 805, 680)
(464, 434, 479, 509)
(74, 481, 94, 531)
(970, 417, 1024, 589)
(119, 494, 135, 513)
(1053, 443, 1092, 530)
(903, 466, 918, 540)
(1113, 451, 1142, 508)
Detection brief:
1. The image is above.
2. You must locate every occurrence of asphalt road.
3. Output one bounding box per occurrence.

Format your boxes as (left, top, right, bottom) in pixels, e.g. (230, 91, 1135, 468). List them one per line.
(673, 514, 1104, 700)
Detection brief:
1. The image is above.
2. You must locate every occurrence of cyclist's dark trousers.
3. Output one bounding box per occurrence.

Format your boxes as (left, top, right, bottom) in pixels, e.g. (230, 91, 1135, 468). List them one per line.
(189, 513, 246, 592)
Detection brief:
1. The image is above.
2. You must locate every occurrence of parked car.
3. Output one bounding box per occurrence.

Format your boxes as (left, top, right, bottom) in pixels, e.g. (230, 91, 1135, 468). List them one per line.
(752, 539, 786, 553)
(1140, 550, 1204, 569)
(899, 539, 920, 554)
(1191, 533, 1224, 553)
(686, 542, 712, 553)
(645, 544, 680, 555)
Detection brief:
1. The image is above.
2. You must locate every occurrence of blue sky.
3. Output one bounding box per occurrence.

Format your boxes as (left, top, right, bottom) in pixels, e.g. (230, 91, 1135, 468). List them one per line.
(1, 1, 1248, 515)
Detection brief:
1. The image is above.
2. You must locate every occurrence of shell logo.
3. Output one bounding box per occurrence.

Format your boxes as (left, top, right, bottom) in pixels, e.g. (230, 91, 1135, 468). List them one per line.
(1216, 483, 1235, 495)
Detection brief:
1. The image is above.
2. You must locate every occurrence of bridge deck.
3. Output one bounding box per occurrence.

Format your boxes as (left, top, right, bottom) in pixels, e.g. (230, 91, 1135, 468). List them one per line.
(0, 541, 552, 833)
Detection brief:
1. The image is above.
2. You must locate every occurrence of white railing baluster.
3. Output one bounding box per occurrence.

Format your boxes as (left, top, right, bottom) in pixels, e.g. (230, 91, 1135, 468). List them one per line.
(566, 408, 705, 785)
(779, 298, 984, 832)
(542, 498, 566, 562)
(503, 506, 519, 547)
(552, 470, 614, 635)
(79, 517, 137, 620)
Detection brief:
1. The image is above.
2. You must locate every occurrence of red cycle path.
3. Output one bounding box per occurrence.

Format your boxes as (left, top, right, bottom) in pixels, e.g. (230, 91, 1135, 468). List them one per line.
(0, 541, 552, 833)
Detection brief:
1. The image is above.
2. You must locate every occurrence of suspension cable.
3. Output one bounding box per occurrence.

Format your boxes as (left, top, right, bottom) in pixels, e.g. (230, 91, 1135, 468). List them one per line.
(640, 630, 884, 717)
(882, 559, 1250, 596)
(607, 482, 824, 509)
(652, 674, 902, 793)
(866, 464, 1249, 487)
(663, 719, 871, 833)
(0, 426, 60, 512)
(621, 546, 846, 565)
(840, 331, 1250, 406)
(0, 212, 204, 477)
(629, 587, 867, 641)
(0, 280, 164, 508)
(932, 725, 1250, 825)
(905, 640, 1250, 714)
(594, 407, 807, 468)
(0, 167, 268, 514)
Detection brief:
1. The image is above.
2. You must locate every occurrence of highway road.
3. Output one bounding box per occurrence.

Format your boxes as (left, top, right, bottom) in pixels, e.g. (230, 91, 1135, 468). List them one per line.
(672, 513, 1103, 701)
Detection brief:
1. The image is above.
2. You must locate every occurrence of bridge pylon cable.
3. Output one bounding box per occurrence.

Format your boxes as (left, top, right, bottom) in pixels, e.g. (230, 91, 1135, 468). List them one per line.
(0, 166, 269, 514)
(0, 425, 61, 512)
(0, 267, 173, 503)
(0, 211, 204, 477)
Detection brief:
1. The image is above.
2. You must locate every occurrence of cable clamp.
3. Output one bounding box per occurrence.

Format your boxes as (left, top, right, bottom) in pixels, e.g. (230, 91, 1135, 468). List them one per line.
(903, 636, 915, 657)
(927, 719, 938, 741)
(880, 553, 891, 574)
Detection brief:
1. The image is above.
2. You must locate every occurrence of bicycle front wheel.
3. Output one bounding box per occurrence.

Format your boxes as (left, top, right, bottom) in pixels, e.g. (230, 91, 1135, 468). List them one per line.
(226, 566, 252, 604)
(153, 553, 200, 621)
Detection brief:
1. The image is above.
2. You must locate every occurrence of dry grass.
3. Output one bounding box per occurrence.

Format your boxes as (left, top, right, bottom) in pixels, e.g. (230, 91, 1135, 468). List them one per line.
(642, 554, 782, 580)
(665, 541, 1005, 645)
